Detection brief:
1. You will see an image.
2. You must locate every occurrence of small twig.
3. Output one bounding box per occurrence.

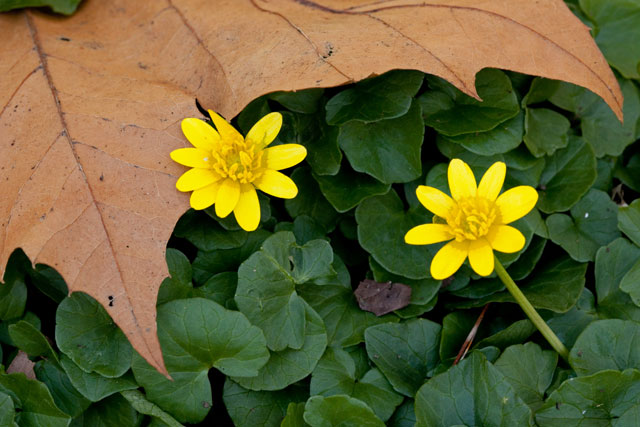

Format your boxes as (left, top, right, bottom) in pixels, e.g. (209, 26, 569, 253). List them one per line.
(453, 303, 490, 365)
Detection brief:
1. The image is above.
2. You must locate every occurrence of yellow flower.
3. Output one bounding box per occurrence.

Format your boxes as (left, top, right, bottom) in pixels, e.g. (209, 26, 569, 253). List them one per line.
(405, 159, 538, 280)
(171, 110, 306, 231)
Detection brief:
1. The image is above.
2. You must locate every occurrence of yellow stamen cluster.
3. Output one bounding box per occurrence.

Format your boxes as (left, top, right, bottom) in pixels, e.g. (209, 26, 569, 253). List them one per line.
(446, 196, 498, 241)
(211, 139, 264, 184)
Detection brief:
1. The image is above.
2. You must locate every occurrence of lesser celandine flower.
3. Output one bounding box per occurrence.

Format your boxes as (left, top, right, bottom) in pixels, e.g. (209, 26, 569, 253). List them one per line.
(171, 110, 306, 231)
(405, 159, 538, 280)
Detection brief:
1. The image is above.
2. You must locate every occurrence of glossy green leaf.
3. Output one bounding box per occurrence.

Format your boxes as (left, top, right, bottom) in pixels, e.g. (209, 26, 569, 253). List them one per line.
(619, 199, 640, 247)
(474, 319, 536, 350)
(310, 347, 403, 421)
(0, 251, 28, 321)
(569, 319, 640, 376)
(437, 111, 523, 156)
(523, 108, 569, 157)
(535, 369, 640, 426)
(0, 373, 71, 427)
(223, 379, 307, 427)
(537, 136, 597, 213)
(281, 402, 308, 427)
(620, 259, 640, 307)
(595, 238, 640, 321)
(120, 390, 183, 427)
(494, 343, 557, 411)
(285, 168, 339, 232)
(326, 70, 424, 125)
(231, 302, 327, 391)
(580, 0, 640, 79)
(545, 288, 598, 348)
(415, 352, 532, 427)
(420, 69, 520, 136)
(60, 356, 137, 403)
(293, 113, 342, 176)
(338, 101, 424, 184)
(356, 190, 436, 280)
(9, 320, 58, 363)
(364, 318, 441, 397)
(314, 164, 390, 213)
(0, 0, 81, 14)
(0, 391, 16, 427)
(303, 395, 385, 427)
(270, 89, 324, 114)
(55, 293, 132, 378)
(439, 311, 476, 362)
(174, 210, 247, 251)
(34, 360, 90, 418)
(70, 394, 141, 427)
(388, 399, 417, 427)
(132, 298, 269, 424)
(547, 189, 620, 262)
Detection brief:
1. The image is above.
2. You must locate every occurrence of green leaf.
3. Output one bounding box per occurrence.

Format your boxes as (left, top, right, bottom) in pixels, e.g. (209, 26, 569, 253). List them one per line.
(70, 394, 141, 427)
(523, 108, 570, 157)
(34, 360, 90, 418)
(314, 164, 390, 213)
(0, 251, 28, 321)
(223, 379, 307, 427)
(548, 79, 640, 157)
(569, 319, 640, 376)
(193, 271, 237, 308)
(235, 232, 334, 351)
(132, 298, 269, 424)
(0, 0, 82, 15)
(310, 347, 403, 421)
(494, 343, 558, 411)
(579, 0, 640, 79)
(621, 259, 640, 307)
(420, 69, 520, 136)
(474, 319, 536, 350)
(174, 210, 247, 251)
(281, 402, 308, 427)
(120, 390, 183, 427)
(303, 395, 385, 427)
(8, 320, 58, 363)
(230, 302, 327, 391)
(364, 318, 441, 397)
(0, 311, 40, 347)
(356, 190, 436, 280)
(0, 372, 71, 427)
(535, 369, 640, 426)
(293, 113, 341, 176)
(285, 168, 339, 232)
(455, 254, 586, 313)
(191, 229, 271, 284)
(437, 111, 523, 156)
(60, 356, 138, 403)
(614, 149, 640, 192)
(545, 288, 598, 348)
(537, 135, 597, 213)
(55, 293, 132, 378)
(0, 391, 17, 427)
(415, 352, 532, 427)
(270, 89, 324, 114)
(595, 238, 640, 321)
(439, 311, 476, 362)
(547, 189, 620, 262)
(29, 266, 68, 304)
(619, 199, 640, 247)
(325, 70, 424, 125)
(388, 399, 417, 427)
(338, 101, 424, 184)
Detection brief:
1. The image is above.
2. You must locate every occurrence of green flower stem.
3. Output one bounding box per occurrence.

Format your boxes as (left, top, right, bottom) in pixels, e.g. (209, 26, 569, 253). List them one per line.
(494, 256, 569, 361)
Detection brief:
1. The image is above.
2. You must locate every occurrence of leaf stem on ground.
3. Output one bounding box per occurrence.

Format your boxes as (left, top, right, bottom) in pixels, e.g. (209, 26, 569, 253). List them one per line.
(493, 256, 570, 361)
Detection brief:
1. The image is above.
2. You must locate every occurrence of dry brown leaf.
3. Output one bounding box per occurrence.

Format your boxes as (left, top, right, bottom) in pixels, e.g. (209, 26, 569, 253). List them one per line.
(0, 0, 622, 374)
(354, 279, 412, 316)
(7, 351, 37, 380)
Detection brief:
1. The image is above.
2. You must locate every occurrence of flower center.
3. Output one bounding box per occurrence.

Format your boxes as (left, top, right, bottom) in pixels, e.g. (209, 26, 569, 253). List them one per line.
(210, 138, 264, 184)
(446, 196, 498, 241)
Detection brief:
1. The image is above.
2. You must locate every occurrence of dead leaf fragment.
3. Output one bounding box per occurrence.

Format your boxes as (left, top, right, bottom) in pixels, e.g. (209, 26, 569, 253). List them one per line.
(7, 351, 37, 380)
(0, 0, 622, 374)
(355, 279, 412, 316)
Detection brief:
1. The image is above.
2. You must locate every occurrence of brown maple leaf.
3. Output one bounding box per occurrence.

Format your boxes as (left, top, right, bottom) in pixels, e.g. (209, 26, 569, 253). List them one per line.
(0, 0, 622, 375)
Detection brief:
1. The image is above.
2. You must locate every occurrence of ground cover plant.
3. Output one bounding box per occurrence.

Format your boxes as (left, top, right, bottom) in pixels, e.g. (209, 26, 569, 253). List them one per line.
(1, 0, 640, 426)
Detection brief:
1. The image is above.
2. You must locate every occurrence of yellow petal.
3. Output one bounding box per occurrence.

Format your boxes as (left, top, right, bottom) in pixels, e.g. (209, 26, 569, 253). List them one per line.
(208, 110, 243, 143)
(405, 224, 454, 245)
(215, 178, 241, 218)
(264, 144, 307, 170)
(181, 118, 220, 151)
(254, 169, 298, 199)
(468, 239, 494, 277)
(190, 181, 220, 210)
(416, 185, 455, 218)
(430, 240, 469, 280)
(234, 184, 260, 231)
(486, 225, 525, 253)
(477, 162, 506, 201)
(176, 168, 219, 192)
(448, 158, 477, 200)
(246, 112, 283, 148)
(495, 186, 538, 224)
(170, 148, 212, 168)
